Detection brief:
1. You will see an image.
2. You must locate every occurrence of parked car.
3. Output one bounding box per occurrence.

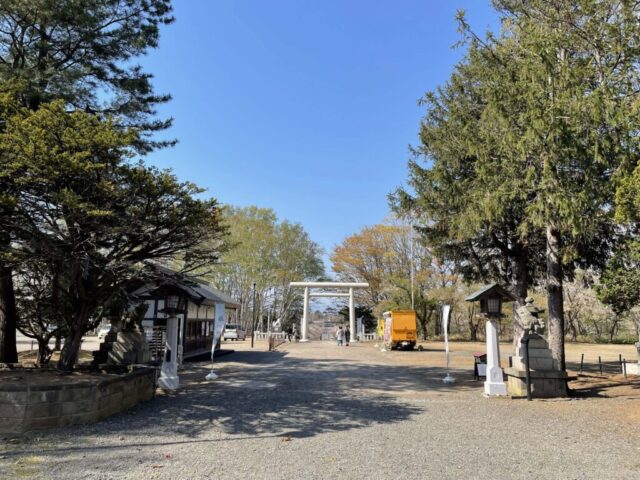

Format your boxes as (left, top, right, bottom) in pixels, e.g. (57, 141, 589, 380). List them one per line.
(98, 324, 112, 340)
(223, 323, 246, 341)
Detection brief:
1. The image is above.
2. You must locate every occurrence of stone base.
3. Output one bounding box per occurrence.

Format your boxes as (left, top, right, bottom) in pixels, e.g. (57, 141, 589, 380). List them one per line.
(625, 362, 640, 376)
(484, 380, 507, 396)
(158, 374, 179, 391)
(108, 332, 151, 365)
(505, 367, 568, 398)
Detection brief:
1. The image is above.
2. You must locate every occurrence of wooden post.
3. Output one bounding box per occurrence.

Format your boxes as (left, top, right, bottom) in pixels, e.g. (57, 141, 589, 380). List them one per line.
(579, 353, 584, 375)
(619, 354, 623, 374)
(598, 356, 603, 376)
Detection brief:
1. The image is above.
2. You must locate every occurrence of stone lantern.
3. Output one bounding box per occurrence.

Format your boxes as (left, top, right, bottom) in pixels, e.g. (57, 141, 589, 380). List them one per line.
(465, 283, 516, 396)
(157, 287, 187, 391)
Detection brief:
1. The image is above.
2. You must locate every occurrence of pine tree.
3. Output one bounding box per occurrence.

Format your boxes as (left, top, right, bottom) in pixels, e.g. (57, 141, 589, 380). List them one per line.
(0, 1, 174, 362)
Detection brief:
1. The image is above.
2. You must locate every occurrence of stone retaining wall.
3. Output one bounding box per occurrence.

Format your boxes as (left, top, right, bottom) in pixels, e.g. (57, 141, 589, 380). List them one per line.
(0, 366, 156, 434)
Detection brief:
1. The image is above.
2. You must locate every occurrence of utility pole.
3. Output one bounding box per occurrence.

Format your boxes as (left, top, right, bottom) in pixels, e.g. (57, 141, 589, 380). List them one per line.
(409, 215, 415, 310)
(250, 282, 257, 348)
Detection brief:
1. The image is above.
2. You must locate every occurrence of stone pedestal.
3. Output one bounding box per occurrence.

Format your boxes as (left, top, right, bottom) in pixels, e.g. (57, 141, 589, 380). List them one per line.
(505, 333, 567, 398)
(108, 331, 151, 365)
(92, 330, 150, 365)
(626, 342, 640, 375)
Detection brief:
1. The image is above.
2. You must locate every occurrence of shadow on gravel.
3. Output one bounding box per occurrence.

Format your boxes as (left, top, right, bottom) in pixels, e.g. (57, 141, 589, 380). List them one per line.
(1, 349, 479, 457)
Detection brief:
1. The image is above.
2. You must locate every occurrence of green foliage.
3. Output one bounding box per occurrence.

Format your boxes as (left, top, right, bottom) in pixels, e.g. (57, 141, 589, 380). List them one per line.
(204, 206, 325, 328)
(0, 0, 174, 150)
(597, 240, 640, 316)
(337, 306, 376, 331)
(0, 100, 226, 369)
(395, 1, 640, 361)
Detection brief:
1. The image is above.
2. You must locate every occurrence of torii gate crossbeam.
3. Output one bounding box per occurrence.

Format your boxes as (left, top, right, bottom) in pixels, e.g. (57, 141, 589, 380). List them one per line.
(289, 282, 369, 342)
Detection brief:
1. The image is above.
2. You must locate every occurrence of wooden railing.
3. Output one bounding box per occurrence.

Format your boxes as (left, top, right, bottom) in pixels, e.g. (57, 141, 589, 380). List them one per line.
(253, 331, 286, 340)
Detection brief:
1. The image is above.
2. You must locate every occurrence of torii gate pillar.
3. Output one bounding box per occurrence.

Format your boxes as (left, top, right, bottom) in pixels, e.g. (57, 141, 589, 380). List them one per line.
(348, 288, 355, 342)
(301, 287, 309, 342)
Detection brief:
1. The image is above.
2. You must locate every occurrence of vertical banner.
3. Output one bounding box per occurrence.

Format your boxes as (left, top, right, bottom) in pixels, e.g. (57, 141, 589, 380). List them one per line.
(383, 315, 392, 345)
(213, 303, 227, 351)
(206, 303, 227, 380)
(442, 305, 454, 383)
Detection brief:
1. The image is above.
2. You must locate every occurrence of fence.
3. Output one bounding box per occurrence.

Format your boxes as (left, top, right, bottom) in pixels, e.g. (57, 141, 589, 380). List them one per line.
(254, 331, 286, 340)
(568, 353, 634, 377)
(268, 333, 287, 351)
(360, 333, 377, 342)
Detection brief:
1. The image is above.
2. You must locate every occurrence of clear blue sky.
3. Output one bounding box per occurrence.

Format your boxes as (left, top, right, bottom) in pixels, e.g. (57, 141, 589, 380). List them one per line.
(144, 1, 498, 271)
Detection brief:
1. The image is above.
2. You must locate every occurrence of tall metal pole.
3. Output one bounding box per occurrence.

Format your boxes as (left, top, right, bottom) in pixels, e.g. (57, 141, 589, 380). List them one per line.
(250, 282, 257, 348)
(409, 217, 415, 310)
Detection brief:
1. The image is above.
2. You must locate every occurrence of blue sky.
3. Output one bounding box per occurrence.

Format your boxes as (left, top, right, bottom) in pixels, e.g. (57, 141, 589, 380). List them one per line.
(144, 1, 498, 272)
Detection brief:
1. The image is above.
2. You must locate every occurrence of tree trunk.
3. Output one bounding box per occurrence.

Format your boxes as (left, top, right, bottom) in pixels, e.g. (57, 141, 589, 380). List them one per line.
(57, 307, 91, 371)
(37, 337, 53, 366)
(0, 265, 18, 363)
(546, 226, 565, 371)
(469, 322, 478, 342)
(568, 316, 578, 342)
(511, 248, 529, 350)
(54, 335, 62, 351)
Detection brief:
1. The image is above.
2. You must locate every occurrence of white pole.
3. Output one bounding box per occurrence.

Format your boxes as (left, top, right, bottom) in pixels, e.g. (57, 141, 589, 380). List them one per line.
(349, 288, 355, 343)
(301, 287, 309, 342)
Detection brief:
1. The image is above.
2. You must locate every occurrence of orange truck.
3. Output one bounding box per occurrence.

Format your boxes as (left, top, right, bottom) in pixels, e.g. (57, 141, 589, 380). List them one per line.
(382, 310, 417, 350)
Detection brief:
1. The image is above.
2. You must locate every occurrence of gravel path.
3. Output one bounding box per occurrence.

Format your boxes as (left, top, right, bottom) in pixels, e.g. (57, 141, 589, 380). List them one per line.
(1, 342, 639, 479)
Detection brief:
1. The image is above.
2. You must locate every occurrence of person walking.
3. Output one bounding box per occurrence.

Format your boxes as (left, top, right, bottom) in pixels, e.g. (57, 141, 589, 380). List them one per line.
(336, 326, 344, 346)
(292, 324, 298, 342)
(345, 327, 351, 347)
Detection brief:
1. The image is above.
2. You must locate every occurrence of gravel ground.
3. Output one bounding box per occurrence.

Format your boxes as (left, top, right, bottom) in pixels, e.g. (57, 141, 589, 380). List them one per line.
(1, 342, 639, 479)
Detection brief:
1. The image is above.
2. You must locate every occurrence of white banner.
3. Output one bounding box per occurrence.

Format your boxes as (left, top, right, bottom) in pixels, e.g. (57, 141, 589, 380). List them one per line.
(211, 303, 227, 359)
(383, 316, 392, 344)
(442, 305, 454, 382)
(443, 304, 451, 348)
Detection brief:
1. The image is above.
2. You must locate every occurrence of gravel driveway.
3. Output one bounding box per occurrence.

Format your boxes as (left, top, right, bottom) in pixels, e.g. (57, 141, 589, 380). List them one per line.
(1, 342, 639, 479)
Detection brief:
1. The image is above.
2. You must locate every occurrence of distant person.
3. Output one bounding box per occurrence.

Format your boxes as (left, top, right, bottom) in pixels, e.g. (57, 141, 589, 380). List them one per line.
(345, 327, 351, 346)
(292, 325, 298, 342)
(286, 326, 293, 342)
(336, 326, 344, 346)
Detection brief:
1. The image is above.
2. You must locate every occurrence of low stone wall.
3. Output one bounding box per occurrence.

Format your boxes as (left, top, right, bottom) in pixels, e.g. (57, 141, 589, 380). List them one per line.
(0, 366, 156, 434)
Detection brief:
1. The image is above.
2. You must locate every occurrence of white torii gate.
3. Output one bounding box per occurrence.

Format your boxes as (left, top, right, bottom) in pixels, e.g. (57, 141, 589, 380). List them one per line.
(289, 282, 369, 342)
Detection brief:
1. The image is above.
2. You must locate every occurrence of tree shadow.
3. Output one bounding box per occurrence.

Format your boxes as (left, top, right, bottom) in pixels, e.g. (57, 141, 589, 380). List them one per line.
(2, 348, 481, 459)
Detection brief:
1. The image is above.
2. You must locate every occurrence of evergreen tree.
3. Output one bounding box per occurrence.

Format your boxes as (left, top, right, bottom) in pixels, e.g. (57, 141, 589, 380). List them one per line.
(398, 1, 640, 368)
(0, 1, 174, 362)
(1, 100, 225, 370)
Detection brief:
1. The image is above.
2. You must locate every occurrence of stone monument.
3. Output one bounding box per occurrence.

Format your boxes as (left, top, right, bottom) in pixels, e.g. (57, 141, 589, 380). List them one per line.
(505, 298, 567, 397)
(92, 304, 151, 365)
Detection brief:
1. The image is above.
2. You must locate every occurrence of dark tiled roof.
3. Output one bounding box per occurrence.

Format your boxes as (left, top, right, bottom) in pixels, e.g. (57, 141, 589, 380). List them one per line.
(465, 283, 517, 302)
